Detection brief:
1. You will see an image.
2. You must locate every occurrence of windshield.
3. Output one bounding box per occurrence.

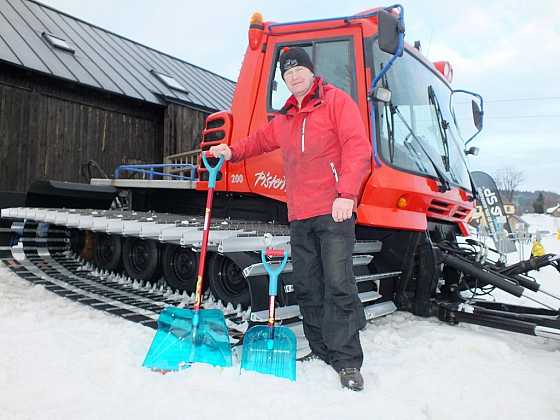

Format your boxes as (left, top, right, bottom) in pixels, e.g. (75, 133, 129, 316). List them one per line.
(371, 40, 471, 191)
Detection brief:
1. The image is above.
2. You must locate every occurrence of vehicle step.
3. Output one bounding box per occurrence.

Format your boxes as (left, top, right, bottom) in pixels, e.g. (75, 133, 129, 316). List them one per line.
(364, 300, 397, 321)
(250, 291, 387, 322)
(355, 271, 402, 282)
(243, 254, 373, 277)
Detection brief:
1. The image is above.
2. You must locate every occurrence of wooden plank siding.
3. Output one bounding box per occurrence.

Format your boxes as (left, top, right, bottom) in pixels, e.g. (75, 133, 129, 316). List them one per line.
(0, 64, 208, 192)
(163, 103, 207, 159)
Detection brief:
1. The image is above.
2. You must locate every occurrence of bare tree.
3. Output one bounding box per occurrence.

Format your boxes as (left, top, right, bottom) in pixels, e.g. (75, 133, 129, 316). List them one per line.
(494, 167, 525, 203)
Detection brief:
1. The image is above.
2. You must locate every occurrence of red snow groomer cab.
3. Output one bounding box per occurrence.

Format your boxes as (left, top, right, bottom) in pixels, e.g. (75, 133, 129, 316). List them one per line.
(192, 6, 495, 320)
(198, 8, 481, 239)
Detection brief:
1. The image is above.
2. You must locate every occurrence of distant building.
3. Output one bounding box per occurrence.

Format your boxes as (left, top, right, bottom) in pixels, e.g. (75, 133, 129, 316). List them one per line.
(0, 0, 235, 192)
(508, 214, 530, 233)
(503, 204, 516, 215)
(469, 205, 484, 228)
(469, 204, 528, 234)
(546, 204, 560, 217)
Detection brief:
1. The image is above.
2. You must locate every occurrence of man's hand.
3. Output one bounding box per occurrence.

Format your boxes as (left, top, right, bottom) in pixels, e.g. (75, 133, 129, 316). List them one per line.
(332, 198, 354, 222)
(208, 144, 232, 161)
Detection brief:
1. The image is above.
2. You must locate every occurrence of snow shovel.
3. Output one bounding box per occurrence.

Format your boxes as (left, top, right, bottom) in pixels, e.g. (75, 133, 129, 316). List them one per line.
(143, 152, 232, 371)
(241, 248, 297, 381)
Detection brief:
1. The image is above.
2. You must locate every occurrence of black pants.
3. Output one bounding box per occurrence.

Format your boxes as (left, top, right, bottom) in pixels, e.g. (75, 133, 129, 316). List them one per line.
(290, 214, 366, 371)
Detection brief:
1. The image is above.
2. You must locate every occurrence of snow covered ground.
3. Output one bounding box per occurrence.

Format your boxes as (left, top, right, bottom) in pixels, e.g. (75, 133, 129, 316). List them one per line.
(1, 215, 559, 420)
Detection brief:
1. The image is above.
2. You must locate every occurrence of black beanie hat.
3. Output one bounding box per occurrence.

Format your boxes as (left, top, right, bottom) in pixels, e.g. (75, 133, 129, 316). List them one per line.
(279, 47, 314, 79)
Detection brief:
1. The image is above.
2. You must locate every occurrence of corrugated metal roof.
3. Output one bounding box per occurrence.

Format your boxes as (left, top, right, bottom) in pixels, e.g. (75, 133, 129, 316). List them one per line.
(0, 0, 236, 111)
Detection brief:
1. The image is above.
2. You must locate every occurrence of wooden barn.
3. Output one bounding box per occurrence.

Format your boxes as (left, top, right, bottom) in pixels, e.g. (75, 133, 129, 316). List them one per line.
(0, 0, 235, 193)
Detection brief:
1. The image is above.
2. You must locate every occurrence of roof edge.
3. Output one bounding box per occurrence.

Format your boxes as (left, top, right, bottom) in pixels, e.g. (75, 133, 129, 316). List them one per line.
(28, 0, 237, 85)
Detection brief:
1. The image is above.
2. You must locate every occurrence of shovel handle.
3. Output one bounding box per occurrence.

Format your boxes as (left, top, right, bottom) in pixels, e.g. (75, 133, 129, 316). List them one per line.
(201, 152, 224, 189)
(261, 248, 288, 297)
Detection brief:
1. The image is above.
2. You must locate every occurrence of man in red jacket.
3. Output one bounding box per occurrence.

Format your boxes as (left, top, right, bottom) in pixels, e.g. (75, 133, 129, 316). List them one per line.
(210, 47, 371, 391)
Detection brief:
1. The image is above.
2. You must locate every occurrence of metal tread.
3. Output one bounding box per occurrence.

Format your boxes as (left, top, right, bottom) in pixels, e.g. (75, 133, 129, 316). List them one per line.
(1, 208, 383, 255)
(0, 216, 394, 351)
(249, 291, 395, 322)
(2, 241, 397, 348)
(2, 246, 249, 337)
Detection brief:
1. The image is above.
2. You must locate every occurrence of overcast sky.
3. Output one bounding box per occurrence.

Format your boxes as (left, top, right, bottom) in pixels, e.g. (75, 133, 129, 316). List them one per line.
(39, 0, 560, 193)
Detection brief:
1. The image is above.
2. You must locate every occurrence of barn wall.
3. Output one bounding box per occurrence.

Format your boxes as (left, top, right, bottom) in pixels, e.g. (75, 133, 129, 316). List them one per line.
(0, 65, 164, 192)
(163, 103, 208, 158)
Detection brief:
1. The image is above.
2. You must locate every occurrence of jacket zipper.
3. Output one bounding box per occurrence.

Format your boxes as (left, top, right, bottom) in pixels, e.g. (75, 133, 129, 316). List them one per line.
(330, 161, 339, 183)
(301, 117, 306, 153)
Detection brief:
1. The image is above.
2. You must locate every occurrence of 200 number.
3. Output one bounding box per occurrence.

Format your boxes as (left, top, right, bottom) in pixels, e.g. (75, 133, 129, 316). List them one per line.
(231, 174, 244, 184)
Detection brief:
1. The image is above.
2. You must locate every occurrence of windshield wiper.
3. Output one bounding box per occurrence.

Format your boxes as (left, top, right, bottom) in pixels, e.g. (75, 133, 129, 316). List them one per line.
(384, 103, 396, 163)
(393, 106, 452, 192)
(428, 85, 450, 171)
(379, 69, 396, 163)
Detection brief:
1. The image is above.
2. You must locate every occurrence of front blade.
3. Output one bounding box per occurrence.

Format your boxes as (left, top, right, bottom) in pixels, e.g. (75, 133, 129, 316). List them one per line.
(241, 325, 297, 381)
(143, 307, 232, 371)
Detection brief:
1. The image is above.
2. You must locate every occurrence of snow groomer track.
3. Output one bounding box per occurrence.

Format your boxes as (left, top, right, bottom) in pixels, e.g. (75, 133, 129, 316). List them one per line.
(0, 208, 398, 351)
(0, 221, 251, 339)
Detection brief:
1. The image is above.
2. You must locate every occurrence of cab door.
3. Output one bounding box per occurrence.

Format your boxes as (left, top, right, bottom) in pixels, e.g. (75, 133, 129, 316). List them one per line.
(245, 25, 369, 201)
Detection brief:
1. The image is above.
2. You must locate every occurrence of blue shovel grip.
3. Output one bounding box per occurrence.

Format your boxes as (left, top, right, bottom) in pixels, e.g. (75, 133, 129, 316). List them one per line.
(260, 249, 288, 297)
(201, 153, 225, 188)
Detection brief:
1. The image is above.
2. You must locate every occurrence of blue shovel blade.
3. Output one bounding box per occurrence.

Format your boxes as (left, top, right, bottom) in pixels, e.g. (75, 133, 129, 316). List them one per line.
(143, 307, 232, 371)
(241, 325, 297, 381)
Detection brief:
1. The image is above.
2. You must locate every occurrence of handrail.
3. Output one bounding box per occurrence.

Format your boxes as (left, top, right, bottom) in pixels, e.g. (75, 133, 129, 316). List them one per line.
(114, 163, 196, 180)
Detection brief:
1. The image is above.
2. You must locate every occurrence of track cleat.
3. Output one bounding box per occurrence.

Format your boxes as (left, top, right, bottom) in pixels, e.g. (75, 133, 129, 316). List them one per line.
(339, 368, 364, 392)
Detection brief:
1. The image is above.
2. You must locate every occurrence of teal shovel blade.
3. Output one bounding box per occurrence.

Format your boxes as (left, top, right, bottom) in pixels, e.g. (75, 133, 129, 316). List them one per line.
(143, 306, 232, 371)
(241, 325, 297, 381)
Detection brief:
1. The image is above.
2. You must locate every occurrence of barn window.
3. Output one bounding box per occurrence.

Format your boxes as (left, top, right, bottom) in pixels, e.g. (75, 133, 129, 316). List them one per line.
(151, 70, 189, 94)
(42, 32, 75, 53)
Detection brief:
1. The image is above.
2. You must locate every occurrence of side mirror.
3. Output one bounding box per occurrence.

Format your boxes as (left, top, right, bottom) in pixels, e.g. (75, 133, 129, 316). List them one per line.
(472, 100, 482, 131)
(450, 89, 484, 147)
(378, 10, 404, 56)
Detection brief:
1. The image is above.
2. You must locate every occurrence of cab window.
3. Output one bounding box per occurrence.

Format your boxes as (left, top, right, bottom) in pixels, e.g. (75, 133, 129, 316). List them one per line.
(269, 39, 357, 111)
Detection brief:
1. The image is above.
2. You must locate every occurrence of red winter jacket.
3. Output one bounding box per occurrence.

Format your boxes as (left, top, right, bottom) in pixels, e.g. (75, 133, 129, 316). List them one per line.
(230, 77, 372, 221)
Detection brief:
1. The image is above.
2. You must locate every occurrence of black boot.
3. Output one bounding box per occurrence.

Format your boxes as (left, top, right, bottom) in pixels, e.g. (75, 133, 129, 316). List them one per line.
(339, 368, 364, 391)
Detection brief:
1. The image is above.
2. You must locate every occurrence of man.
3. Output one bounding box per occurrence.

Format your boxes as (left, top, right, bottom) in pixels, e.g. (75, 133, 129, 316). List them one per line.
(210, 47, 372, 391)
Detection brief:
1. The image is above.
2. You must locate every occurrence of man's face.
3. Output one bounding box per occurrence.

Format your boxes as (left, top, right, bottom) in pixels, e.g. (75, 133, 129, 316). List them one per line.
(283, 66, 314, 98)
